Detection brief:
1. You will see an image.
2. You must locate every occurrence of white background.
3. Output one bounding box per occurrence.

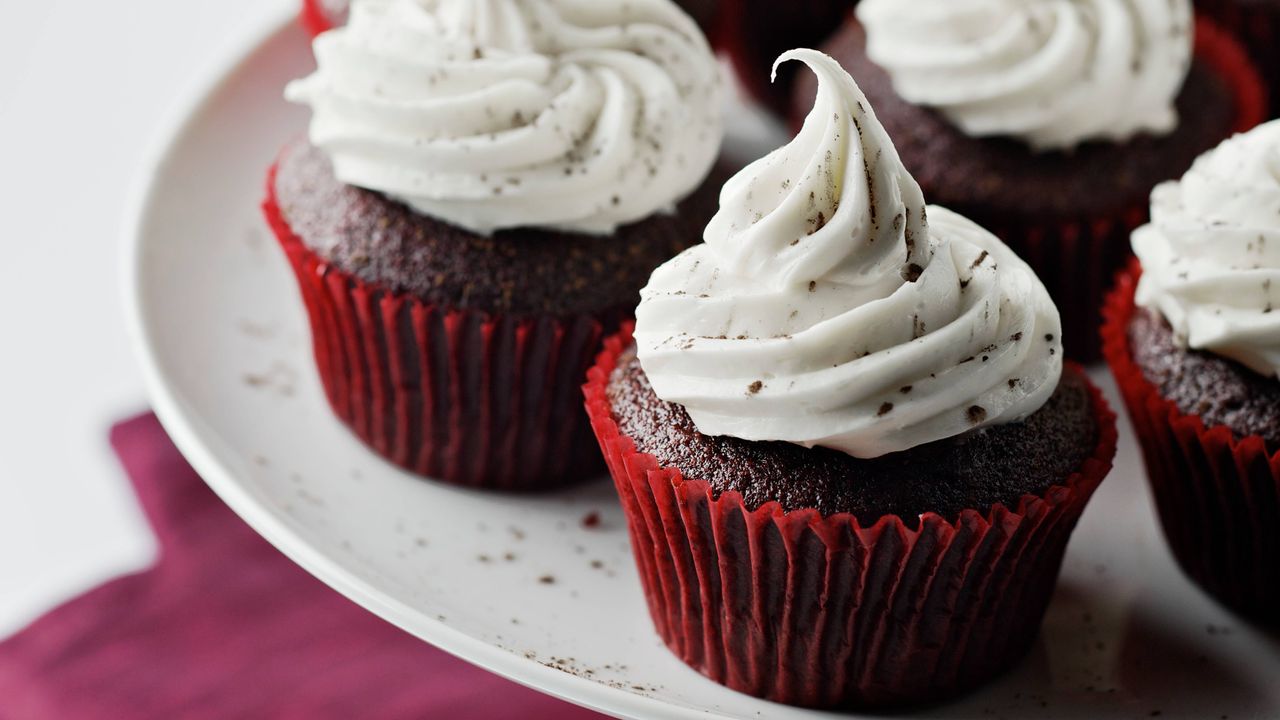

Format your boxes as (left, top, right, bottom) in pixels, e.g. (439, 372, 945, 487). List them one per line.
(0, 0, 296, 638)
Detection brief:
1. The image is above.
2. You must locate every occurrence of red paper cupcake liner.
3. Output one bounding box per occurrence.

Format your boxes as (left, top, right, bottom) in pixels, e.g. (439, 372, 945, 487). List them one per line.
(982, 16, 1266, 363)
(584, 325, 1118, 708)
(263, 163, 612, 491)
(1102, 261, 1280, 623)
(300, 0, 346, 38)
(1197, 0, 1280, 118)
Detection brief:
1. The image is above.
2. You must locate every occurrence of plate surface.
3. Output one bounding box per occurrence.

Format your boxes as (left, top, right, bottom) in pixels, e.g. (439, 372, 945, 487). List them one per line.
(126, 12, 1280, 720)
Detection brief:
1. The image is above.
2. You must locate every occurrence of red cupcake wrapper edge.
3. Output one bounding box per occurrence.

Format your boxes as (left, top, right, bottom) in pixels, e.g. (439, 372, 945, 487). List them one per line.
(1102, 261, 1280, 622)
(300, 0, 347, 38)
(264, 161, 612, 491)
(584, 324, 1118, 708)
(1196, 13, 1271, 137)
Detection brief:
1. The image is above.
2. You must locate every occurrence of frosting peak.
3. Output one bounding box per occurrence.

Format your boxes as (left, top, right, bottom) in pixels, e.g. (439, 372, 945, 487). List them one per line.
(634, 50, 1063, 459)
(1134, 121, 1280, 378)
(856, 0, 1194, 151)
(286, 0, 724, 235)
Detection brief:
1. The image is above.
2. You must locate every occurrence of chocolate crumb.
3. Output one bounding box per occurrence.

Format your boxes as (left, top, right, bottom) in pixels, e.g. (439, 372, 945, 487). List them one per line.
(273, 141, 726, 317)
(967, 405, 987, 424)
(808, 280, 817, 293)
(581, 511, 601, 529)
(903, 263, 924, 282)
(878, 402, 894, 416)
(747, 380, 764, 395)
(900, 385, 913, 394)
(538, 575, 556, 585)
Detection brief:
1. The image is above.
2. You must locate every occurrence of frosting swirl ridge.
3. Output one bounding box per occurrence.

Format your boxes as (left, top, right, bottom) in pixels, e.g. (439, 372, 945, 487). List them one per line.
(634, 49, 1062, 459)
(286, 0, 723, 235)
(855, 0, 1194, 151)
(1134, 120, 1280, 378)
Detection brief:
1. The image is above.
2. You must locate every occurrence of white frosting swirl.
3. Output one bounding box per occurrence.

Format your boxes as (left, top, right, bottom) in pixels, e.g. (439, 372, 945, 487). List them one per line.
(856, 0, 1193, 152)
(634, 50, 1063, 459)
(286, 0, 723, 235)
(1134, 121, 1280, 378)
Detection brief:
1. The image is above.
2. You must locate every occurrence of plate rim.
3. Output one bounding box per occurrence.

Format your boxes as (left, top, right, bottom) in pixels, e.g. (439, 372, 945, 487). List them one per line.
(119, 10, 752, 720)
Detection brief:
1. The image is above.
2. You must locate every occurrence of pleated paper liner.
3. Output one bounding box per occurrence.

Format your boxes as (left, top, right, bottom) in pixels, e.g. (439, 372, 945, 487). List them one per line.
(264, 162, 613, 491)
(584, 325, 1118, 709)
(1102, 261, 1280, 624)
(1197, 0, 1280, 118)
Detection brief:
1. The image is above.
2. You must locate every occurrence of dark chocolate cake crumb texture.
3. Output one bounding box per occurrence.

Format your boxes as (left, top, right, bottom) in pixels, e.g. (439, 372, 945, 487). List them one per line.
(274, 140, 730, 317)
(607, 350, 1098, 524)
(1129, 307, 1280, 451)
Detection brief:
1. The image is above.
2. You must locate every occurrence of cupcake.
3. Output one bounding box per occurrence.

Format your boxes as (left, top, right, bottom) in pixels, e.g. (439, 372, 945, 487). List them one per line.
(1103, 121, 1280, 624)
(797, 0, 1266, 361)
(267, 0, 726, 490)
(1197, 0, 1280, 118)
(584, 49, 1117, 708)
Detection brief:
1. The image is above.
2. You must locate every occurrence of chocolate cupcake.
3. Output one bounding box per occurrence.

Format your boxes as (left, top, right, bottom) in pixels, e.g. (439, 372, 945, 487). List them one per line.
(296, 0, 847, 116)
(1197, 0, 1280, 117)
(798, 0, 1266, 361)
(267, 0, 726, 491)
(1103, 120, 1280, 624)
(584, 50, 1117, 708)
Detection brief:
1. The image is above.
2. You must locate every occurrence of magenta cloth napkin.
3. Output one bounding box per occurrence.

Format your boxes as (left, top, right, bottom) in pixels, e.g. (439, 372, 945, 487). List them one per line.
(0, 414, 606, 719)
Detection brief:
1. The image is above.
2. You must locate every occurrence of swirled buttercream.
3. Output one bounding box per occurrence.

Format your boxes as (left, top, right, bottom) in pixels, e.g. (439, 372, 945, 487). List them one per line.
(286, 0, 723, 234)
(633, 49, 1063, 459)
(856, 0, 1193, 151)
(1134, 121, 1280, 378)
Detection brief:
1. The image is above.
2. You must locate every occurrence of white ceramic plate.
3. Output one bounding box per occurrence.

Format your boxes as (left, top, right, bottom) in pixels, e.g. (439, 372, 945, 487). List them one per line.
(125, 10, 1280, 720)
